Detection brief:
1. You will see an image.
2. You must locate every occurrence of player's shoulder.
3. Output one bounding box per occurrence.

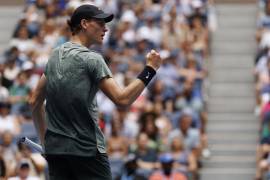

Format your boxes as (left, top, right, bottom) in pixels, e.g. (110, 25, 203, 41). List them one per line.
(54, 41, 88, 53)
(88, 49, 103, 60)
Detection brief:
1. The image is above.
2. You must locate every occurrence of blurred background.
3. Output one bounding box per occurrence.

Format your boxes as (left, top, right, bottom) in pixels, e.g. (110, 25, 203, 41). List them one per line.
(0, 0, 266, 180)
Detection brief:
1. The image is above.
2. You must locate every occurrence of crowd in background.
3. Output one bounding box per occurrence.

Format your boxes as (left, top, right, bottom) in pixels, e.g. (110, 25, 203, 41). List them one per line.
(0, 0, 217, 179)
(255, 0, 270, 179)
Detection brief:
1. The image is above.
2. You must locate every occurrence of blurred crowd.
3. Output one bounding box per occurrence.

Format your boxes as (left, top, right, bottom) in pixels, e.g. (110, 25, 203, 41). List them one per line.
(255, 0, 270, 179)
(0, 0, 217, 179)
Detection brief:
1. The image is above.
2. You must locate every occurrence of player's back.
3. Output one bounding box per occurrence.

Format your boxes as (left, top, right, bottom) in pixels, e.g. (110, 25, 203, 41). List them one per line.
(44, 42, 108, 156)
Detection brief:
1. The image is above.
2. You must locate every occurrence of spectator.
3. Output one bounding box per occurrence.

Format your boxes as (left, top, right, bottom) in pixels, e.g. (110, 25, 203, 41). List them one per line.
(161, 11, 188, 51)
(136, 14, 161, 47)
(155, 52, 181, 100)
(169, 136, 197, 178)
(17, 105, 38, 144)
(8, 72, 31, 115)
(175, 79, 204, 115)
(16, 142, 46, 180)
(168, 111, 201, 159)
(107, 119, 129, 179)
(256, 0, 270, 48)
(8, 161, 39, 180)
(119, 154, 146, 180)
(3, 58, 20, 89)
(149, 153, 187, 180)
(0, 131, 17, 177)
(108, 119, 128, 158)
(0, 103, 20, 136)
(132, 133, 158, 178)
(139, 111, 160, 150)
(188, 15, 209, 58)
(9, 26, 34, 55)
(21, 61, 40, 91)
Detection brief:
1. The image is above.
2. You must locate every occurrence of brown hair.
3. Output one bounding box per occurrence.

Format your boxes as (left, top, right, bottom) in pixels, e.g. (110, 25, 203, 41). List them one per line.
(67, 19, 82, 35)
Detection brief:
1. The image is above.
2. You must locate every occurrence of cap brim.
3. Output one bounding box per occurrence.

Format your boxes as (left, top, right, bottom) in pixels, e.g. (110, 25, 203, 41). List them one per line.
(93, 13, 114, 23)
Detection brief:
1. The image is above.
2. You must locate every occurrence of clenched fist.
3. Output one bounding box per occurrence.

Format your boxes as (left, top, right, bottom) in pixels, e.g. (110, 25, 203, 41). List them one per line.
(146, 50, 162, 71)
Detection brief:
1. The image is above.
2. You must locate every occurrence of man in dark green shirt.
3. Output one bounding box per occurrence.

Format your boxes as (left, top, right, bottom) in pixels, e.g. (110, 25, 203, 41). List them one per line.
(30, 4, 162, 180)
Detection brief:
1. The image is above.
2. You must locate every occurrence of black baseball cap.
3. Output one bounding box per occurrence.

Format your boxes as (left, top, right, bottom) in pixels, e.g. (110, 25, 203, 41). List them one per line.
(70, 4, 114, 26)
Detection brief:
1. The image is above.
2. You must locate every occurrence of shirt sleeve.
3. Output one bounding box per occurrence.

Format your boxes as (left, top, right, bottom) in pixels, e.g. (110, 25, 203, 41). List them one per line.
(86, 52, 112, 83)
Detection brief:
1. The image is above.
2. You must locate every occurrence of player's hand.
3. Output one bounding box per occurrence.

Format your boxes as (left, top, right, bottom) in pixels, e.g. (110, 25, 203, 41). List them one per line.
(146, 50, 162, 71)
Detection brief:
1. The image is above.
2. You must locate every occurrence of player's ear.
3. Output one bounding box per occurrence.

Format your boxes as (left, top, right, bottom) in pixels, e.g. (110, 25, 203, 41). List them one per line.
(80, 19, 89, 30)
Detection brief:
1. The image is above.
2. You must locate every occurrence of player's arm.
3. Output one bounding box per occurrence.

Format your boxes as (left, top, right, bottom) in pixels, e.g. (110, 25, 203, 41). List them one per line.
(29, 74, 47, 145)
(99, 78, 145, 106)
(99, 50, 162, 107)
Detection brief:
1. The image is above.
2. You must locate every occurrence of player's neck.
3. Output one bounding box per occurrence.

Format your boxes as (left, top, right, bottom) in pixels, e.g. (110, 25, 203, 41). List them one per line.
(70, 34, 93, 48)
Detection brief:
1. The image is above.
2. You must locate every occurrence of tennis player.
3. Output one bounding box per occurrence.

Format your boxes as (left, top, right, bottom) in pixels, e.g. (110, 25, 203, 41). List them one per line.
(30, 4, 162, 180)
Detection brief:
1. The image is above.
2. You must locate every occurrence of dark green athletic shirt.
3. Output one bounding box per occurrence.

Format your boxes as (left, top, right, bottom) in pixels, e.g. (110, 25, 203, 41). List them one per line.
(44, 42, 112, 156)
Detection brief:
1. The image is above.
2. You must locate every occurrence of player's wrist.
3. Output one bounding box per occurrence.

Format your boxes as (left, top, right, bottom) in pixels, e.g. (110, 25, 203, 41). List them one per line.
(137, 65, 156, 86)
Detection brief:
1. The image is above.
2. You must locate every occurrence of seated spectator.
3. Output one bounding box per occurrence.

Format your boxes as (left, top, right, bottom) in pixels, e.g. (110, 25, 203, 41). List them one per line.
(169, 136, 197, 178)
(121, 111, 140, 140)
(168, 111, 201, 159)
(41, 19, 58, 49)
(256, 0, 270, 48)
(108, 119, 128, 158)
(17, 105, 38, 144)
(254, 54, 270, 111)
(21, 61, 40, 91)
(188, 14, 209, 58)
(9, 26, 35, 55)
(155, 115, 173, 153)
(132, 39, 151, 65)
(31, 31, 52, 69)
(119, 154, 146, 180)
(155, 54, 180, 100)
(3, 46, 23, 67)
(107, 119, 129, 179)
(179, 54, 206, 84)
(0, 103, 20, 136)
(9, 72, 31, 115)
(188, 0, 208, 27)
(175, 79, 204, 114)
(149, 153, 187, 180)
(139, 111, 160, 150)
(136, 14, 161, 47)
(161, 11, 188, 51)
(0, 131, 17, 177)
(8, 160, 39, 180)
(148, 80, 166, 103)
(2, 58, 20, 89)
(132, 133, 158, 178)
(16, 141, 46, 180)
(23, 5, 40, 38)
(119, 10, 137, 46)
